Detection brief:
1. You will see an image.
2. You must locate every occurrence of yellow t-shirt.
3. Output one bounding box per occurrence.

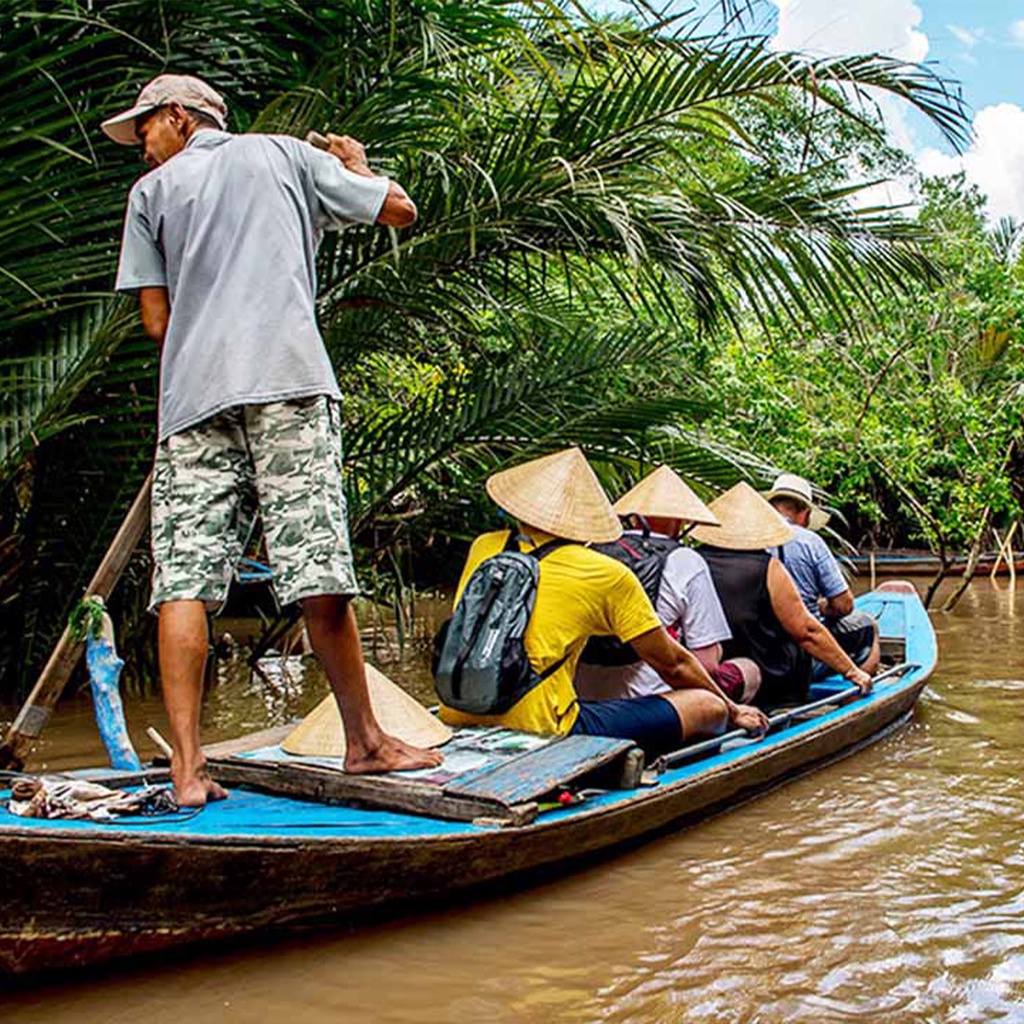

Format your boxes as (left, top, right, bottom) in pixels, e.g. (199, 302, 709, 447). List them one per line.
(438, 529, 662, 735)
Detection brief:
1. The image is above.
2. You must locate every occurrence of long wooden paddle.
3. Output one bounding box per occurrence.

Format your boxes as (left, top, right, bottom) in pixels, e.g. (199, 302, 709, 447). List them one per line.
(0, 471, 153, 770)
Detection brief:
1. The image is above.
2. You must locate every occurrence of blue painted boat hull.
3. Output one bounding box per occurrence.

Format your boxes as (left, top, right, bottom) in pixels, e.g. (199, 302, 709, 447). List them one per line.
(0, 587, 936, 974)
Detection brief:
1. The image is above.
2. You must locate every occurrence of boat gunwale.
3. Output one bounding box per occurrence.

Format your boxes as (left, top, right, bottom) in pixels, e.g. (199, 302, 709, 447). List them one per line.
(0, 664, 932, 852)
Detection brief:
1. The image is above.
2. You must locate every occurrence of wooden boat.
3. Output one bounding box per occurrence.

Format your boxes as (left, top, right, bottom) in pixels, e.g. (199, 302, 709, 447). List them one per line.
(0, 583, 936, 975)
(845, 549, 1024, 576)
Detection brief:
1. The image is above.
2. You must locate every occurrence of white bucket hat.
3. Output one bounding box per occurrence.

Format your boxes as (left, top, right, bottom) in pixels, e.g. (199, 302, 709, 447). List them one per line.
(101, 74, 227, 145)
(762, 472, 831, 531)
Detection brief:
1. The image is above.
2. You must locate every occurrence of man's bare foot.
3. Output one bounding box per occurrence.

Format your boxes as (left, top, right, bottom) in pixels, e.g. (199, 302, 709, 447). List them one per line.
(172, 761, 229, 807)
(345, 733, 444, 774)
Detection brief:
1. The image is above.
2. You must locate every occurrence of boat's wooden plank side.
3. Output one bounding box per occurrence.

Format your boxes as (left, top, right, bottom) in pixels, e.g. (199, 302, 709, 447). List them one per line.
(0, 673, 927, 974)
(444, 735, 635, 804)
(206, 756, 538, 825)
(0, 589, 935, 974)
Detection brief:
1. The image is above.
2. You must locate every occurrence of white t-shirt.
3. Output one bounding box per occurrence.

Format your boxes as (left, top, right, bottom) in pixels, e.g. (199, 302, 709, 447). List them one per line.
(574, 535, 732, 700)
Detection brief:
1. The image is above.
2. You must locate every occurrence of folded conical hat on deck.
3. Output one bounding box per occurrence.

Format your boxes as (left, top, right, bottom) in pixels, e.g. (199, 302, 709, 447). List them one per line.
(613, 466, 720, 526)
(282, 664, 451, 757)
(485, 447, 622, 543)
(689, 481, 794, 550)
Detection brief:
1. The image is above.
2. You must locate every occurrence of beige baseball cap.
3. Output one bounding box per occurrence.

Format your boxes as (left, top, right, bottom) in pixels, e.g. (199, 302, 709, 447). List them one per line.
(101, 74, 227, 145)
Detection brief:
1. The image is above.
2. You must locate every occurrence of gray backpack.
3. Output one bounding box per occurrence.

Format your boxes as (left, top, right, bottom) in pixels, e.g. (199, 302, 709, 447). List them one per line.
(433, 531, 571, 715)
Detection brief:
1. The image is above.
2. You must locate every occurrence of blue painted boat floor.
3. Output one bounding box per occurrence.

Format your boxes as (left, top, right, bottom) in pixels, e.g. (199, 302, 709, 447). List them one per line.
(0, 591, 935, 843)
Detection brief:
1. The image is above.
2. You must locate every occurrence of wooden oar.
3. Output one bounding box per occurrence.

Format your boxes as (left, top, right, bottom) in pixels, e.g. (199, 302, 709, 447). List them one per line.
(653, 661, 920, 773)
(0, 471, 153, 770)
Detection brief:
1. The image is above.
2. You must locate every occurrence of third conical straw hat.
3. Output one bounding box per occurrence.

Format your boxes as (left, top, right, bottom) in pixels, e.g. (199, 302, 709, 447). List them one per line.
(282, 664, 451, 758)
(485, 447, 622, 543)
(613, 465, 720, 526)
(689, 481, 794, 550)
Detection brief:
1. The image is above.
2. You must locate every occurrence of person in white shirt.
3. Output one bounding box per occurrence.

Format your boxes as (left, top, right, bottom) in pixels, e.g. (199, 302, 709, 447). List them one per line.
(575, 466, 761, 704)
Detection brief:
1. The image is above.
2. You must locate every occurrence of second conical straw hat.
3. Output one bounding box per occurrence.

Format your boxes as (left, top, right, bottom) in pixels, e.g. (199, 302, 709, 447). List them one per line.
(690, 481, 794, 550)
(485, 447, 622, 543)
(613, 465, 720, 526)
(281, 664, 451, 758)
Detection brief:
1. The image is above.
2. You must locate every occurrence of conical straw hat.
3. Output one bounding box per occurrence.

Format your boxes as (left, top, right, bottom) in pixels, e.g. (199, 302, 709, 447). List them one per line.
(282, 664, 451, 758)
(485, 447, 622, 543)
(690, 481, 795, 550)
(613, 465, 720, 526)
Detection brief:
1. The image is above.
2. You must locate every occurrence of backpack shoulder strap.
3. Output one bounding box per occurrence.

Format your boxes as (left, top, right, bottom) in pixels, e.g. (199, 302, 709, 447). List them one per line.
(527, 537, 574, 562)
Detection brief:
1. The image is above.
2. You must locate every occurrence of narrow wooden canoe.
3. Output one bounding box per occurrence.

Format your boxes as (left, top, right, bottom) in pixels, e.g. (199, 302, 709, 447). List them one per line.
(845, 549, 1024, 576)
(0, 585, 936, 975)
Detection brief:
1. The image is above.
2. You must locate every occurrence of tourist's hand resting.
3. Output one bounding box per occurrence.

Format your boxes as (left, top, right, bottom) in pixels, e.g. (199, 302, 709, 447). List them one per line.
(846, 667, 873, 694)
(729, 702, 769, 736)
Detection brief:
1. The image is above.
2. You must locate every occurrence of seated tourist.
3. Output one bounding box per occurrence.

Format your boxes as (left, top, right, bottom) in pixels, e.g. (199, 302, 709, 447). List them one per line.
(436, 448, 769, 756)
(764, 473, 881, 680)
(575, 464, 761, 704)
(691, 483, 873, 709)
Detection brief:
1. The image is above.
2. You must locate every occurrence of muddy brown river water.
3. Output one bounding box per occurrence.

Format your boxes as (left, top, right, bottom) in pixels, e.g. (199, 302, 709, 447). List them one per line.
(2, 579, 1023, 1022)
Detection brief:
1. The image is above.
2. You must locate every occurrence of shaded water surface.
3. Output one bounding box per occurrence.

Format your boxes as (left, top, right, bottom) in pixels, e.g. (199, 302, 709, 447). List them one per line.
(2, 580, 1023, 1022)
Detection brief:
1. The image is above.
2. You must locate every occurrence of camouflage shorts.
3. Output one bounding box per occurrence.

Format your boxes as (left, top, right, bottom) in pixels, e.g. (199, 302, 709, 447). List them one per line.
(150, 396, 359, 611)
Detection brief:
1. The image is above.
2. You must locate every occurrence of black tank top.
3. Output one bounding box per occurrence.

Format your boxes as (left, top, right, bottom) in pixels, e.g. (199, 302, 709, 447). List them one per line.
(699, 547, 811, 707)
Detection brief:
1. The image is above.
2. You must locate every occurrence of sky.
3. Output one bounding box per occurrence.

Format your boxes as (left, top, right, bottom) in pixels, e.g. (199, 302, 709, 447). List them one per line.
(591, 0, 1024, 221)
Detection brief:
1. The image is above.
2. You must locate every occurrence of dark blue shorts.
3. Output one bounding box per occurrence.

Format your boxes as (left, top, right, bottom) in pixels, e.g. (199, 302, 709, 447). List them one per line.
(571, 695, 682, 756)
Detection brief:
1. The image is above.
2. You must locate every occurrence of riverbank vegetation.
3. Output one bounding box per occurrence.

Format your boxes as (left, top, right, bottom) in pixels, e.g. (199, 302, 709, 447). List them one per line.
(1, 0, 1017, 698)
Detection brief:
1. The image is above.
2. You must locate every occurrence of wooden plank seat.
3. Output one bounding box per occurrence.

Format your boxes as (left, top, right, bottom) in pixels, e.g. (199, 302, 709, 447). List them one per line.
(206, 727, 644, 826)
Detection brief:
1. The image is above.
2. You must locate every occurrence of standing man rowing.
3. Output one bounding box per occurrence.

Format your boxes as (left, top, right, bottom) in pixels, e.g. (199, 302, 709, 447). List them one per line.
(104, 74, 441, 805)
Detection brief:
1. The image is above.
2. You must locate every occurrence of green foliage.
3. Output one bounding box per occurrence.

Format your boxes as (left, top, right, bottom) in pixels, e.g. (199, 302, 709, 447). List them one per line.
(706, 173, 1024, 557)
(68, 595, 107, 642)
(0, 0, 970, 693)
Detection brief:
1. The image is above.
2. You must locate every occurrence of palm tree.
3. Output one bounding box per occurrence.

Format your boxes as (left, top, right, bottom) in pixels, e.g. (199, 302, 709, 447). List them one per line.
(0, 0, 968, 693)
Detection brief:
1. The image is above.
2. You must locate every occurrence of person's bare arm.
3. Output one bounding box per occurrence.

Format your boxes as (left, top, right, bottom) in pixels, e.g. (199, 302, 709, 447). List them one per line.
(768, 559, 871, 692)
(139, 287, 170, 348)
(325, 133, 417, 228)
(821, 588, 854, 619)
(631, 628, 768, 733)
(691, 642, 723, 675)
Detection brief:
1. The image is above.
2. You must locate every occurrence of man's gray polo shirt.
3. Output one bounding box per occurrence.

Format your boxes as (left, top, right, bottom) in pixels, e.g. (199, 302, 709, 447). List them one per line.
(115, 130, 389, 441)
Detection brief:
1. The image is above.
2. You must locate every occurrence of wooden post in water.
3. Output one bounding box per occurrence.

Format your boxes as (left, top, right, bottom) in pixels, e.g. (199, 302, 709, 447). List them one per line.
(990, 522, 1017, 583)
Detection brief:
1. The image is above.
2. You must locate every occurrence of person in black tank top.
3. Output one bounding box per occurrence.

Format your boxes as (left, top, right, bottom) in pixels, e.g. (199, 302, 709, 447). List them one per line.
(691, 484, 873, 709)
(698, 547, 811, 707)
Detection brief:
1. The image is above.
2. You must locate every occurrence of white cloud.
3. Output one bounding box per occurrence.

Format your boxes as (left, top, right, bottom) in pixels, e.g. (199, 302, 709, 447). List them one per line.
(947, 24, 978, 48)
(918, 103, 1024, 222)
(769, 0, 930, 202)
(766, 1, 1022, 223)
(771, 0, 928, 63)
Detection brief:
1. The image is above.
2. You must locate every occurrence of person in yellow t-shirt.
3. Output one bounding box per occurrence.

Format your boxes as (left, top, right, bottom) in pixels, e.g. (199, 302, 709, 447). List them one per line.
(437, 448, 769, 755)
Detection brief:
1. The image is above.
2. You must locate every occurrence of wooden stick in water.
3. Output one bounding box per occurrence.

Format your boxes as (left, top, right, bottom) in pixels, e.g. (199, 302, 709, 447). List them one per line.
(0, 471, 153, 771)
